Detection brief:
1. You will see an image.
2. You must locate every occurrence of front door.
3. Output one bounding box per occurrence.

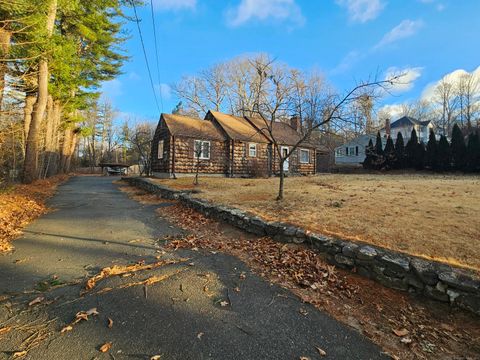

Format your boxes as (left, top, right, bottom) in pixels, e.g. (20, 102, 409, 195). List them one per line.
(281, 146, 289, 172)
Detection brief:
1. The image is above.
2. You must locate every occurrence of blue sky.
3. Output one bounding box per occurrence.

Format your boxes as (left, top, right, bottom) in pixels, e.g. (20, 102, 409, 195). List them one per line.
(102, 0, 480, 123)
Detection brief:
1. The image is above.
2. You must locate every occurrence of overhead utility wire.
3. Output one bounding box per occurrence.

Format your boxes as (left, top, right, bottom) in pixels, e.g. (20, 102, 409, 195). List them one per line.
(150, 0, 164, 111)
(130, 0, 161, 115)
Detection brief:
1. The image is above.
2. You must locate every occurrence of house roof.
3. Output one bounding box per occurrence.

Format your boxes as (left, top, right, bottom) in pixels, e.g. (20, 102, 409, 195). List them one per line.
(390, 116, 431, 128)
(334, 134, 377, 150)
(162, 113, 225, 141)
(207, 111, 269, 143)
(245, 116, 320, 148)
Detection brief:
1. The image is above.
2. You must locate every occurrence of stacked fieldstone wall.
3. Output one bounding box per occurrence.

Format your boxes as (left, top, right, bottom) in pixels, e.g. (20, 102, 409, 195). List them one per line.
(122, 177, 480, 316)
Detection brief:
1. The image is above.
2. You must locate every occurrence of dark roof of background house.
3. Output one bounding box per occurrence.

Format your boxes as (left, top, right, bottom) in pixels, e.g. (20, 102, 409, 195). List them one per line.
(335, 134, 378, 150)
(207, 111, 269, 143)
(162, 113, 225, 141)
(391, 116, 431, 128)
(245, 116, 323, 150)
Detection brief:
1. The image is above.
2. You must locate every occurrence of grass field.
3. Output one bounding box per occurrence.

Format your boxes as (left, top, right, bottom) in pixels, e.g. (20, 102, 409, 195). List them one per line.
(152, 174, 480, 271)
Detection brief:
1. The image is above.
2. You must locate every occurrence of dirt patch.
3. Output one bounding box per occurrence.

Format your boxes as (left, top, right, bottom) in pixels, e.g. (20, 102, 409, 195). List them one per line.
(0, 175, 69, 253)
(151, 174, 480, 271)
(155, 200, 480, 360)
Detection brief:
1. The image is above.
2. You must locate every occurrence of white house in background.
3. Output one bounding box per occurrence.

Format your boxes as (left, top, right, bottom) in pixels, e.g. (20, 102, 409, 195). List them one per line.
(334, 134, 377, 166)
(379, 116, 434, 143)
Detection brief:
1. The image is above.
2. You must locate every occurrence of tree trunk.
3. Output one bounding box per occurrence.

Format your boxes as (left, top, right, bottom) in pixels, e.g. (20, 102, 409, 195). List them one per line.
(60, 128, 72, 173)
(277, 163, 285, 200)
(22, 0, 57, 183)
(23, 93, 35, 139)
(0, 27, 11, 110)
(64, 131, 77, 173)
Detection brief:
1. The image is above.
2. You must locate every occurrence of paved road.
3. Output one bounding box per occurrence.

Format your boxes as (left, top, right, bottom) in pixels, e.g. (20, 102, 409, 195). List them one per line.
(0, 176, 387, 359)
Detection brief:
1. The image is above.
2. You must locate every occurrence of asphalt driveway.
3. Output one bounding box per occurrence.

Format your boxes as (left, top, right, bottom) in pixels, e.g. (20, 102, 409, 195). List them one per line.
(0, 176, 388, 359)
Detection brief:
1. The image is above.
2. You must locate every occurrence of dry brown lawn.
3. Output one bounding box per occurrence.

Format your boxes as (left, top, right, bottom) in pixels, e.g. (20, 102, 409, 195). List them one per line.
(151, 174, 480, 271)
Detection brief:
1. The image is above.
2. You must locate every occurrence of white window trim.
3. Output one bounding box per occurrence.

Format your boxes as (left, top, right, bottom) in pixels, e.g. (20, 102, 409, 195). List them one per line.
(194, 140, 211, 160)
(299, 148, 310, 164)
(248, 143, 257, 157)
(157, 140, 164, 159)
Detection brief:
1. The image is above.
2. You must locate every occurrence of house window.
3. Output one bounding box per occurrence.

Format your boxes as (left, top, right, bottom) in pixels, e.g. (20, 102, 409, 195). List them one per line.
(355, 146, 359, 156)
(194, 140, 211, 160)
(300, 149, 309, 163)
(157, 140, 164, 159)
(349, 147, 355, 156)
(345, 147, 349, 155)
(249, 143, 257, 157)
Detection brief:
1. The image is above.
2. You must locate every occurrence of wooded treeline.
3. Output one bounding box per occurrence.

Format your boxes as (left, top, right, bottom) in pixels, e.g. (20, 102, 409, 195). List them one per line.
(0, 0, 131, 184)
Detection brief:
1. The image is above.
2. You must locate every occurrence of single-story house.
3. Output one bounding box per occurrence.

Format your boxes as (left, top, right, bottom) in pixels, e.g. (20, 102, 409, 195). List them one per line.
(334, 134, 377, 167)
(151, 111, 326, 178)
(379, 116, 434, 143)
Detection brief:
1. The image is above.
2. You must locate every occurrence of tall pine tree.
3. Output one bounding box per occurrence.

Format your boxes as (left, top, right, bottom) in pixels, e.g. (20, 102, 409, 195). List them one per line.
(466, 131, 480, 172)
(436, 135, 450, 171)
(425, 128, 437, 170)
(363, 139, 375, 169)
(405, 128, 418, 168)
(450, 123, 467, 170)
(394, 132, 405, 169)
(384, 136, 395, 169)
(373, 131, 384, 169)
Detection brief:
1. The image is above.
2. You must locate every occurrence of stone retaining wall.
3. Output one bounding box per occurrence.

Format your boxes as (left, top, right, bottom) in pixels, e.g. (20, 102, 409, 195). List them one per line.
(122, 177, 480, 315)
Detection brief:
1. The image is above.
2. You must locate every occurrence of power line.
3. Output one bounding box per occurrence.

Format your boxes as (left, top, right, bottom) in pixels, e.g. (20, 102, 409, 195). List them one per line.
(130, 0, 161, 115)
(150, 0, 164, 112)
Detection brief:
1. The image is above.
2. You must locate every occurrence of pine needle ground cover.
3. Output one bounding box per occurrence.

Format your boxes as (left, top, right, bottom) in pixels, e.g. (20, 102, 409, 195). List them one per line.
(0, 175, 69, 252)
(152, 174, 480, 271)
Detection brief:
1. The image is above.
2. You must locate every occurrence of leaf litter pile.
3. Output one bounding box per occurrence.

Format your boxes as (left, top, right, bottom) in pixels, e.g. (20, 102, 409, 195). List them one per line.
(0, 175, 69, 253)
(116, 184, 480, 360)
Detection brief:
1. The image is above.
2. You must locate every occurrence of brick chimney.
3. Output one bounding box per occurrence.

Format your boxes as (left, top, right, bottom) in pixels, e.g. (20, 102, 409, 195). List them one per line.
(385, 118, 391, 137)
(290, 115, 301, 133)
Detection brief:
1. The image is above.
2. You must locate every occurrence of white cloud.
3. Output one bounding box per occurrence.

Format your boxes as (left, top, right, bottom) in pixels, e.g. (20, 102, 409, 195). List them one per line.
(380, 66, 480, 120)
(226, 0, 304, 27)
(155, 83, 172, 100)
(418, 0, 446, 11)
(378, 104, 406, 120)
(421, 66, 480, 101)
(152, 0, 196, 11)
(100, 79, 122, 99)
(336, 0, 385, 23)
(330, 50, 364, 75)
(384, 67, 423, 93)
(375, 19, 424, 49)
(128, 72, 141, 81)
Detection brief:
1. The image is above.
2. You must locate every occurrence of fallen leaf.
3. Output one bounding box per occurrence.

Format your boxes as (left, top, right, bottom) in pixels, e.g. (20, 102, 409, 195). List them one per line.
(85, 308, 99, 316)
(107, 318, 113, 329)
(315, 346, 327, 356)
(393, 328, 409, 337)
(239, 272, 246, 280)
(13, 350, 27, 358)
(219, 301, 229, 307)
(401, 337, 412, 344)
(61, 325, 73, 333)
(197, 332, 204, 339)
(299, 308, 308, 316)
(299, 357, 311, 360)
(151, 356, 162, 360)
(0, 326, 11, 335)
(99, 342, 112, 353)
(28, 296, 45, 306)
